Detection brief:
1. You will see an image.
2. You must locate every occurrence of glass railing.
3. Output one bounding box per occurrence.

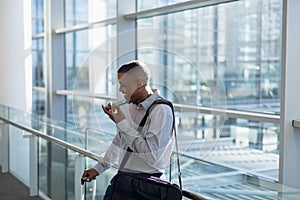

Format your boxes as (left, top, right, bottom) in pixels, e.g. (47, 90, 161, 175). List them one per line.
(1, 104, 300, 200)
(61, 90, 281, 180)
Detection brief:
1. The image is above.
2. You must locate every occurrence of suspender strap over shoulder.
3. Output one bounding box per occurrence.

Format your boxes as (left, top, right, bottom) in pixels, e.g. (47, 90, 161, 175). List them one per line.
(120, 98, 182, 189)
(138, 99, 174, 128)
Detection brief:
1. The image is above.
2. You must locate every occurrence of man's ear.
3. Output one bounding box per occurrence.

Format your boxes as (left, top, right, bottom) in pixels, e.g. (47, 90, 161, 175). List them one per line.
(136, 79, 145, 87)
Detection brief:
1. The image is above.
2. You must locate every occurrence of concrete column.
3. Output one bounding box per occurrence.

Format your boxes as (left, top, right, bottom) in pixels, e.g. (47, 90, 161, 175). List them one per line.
(116, 0, 137, 66)
(44, 1, 67, 199)
(45, 0, 66, 121)
(279, 0, 300, 189)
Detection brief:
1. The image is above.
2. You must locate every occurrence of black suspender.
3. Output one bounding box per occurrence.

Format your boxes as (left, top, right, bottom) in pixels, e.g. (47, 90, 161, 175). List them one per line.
(119, 98, 182, 189)
(138, 99, 174, 128)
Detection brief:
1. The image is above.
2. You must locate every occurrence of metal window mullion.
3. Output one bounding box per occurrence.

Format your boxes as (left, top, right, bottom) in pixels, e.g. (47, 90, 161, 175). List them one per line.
(32, 33, 45, 39)
(55, 89, 280, 123)
(54, 18, 117, 34)
(56, 89, 117, 101)
(124, 0, 239, 20)
(32, 86, 46, 93)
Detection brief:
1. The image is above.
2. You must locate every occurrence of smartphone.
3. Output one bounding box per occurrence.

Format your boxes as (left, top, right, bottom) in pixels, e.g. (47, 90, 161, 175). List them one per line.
(105, 101, 126, 110)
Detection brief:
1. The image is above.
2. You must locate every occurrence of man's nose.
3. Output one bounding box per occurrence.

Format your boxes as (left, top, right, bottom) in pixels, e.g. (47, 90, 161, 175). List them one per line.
(119, 86, 123, 93)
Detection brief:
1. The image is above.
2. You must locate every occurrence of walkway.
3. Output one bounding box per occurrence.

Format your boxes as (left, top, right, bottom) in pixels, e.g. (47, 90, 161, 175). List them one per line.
(0, 166, 43, 200)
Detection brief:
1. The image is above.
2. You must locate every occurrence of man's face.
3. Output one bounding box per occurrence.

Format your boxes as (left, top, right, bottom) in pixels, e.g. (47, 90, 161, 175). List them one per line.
(118, 73, 139, 103)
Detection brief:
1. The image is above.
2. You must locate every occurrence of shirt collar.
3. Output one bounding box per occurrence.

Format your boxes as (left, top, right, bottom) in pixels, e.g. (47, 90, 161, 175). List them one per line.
(137, 89, 160, 110)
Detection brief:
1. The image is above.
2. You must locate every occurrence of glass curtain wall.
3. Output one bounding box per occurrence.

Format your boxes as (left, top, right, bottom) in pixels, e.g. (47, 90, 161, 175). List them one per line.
(64, 1, 117, 199)
(32, 0, 44, 35)
(31, 1, 283, 197)
(137, 0, 282, 180)
(32, 1, 117, 198)
(32, 0, 46, 116)
(64, 0, 117, 131)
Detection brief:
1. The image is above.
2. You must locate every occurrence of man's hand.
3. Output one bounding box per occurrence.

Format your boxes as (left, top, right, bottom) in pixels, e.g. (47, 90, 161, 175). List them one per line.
(102, 103, 125, 123)
(81, 168, 99, 184)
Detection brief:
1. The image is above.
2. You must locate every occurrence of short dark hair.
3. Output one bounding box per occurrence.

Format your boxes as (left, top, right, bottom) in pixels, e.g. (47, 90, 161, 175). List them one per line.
(118, 60, 144, 73)
(118, 60, 151, 81)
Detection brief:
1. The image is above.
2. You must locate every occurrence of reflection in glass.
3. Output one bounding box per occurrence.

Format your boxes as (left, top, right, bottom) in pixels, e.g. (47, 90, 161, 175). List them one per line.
(138, 0, 282, 114)
(64, 0, 116, 26)
(137, 0, 282, 183)
(32, 90, 46, 116)
(65, 25, 116, 90)
(32, 0, 44, 35)
(169, 152, 290, 200)
(32, 38, 45, 87)
(65, 25, 117, 125)
(67, 96, 117, 144)
(0, 105, 297, 199)
(38, 137, 48, 196)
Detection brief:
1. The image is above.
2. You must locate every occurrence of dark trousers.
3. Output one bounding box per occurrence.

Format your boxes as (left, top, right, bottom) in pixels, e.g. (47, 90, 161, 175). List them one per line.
(103, 175, 116, 200)
(103, 172, 162, 200)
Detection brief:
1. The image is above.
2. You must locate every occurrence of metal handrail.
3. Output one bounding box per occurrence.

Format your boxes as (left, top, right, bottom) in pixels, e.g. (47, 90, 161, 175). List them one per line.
(0, 116, 100, 161)
(0, 108, 211, 200)
(54, 18, 116, 34)
(292, 119, 300, 128)
(56, 90, 118, 101)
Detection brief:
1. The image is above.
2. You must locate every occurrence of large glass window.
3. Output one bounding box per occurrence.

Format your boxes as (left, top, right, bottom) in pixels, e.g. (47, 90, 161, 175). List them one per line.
(65, 25, 117, 124)
(30, 1, 284, 196)
(32, 0, 46, 116)
(66, 25, 116, 91)
(137, 0, 282, 180)
(65, 0, 117, 26)
(32, 0, 44, 35)
(32, 38, 45, 87)
(138, 0, 282, 113)
(64, 1, 118, 126)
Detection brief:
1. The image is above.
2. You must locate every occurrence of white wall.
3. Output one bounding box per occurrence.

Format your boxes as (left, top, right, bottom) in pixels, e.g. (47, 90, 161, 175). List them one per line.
(0, 0, 32, 188)
(0, 0, 32, 111)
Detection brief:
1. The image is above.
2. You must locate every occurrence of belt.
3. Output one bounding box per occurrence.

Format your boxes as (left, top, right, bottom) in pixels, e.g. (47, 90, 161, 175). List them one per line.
(117, 171, 163, 178)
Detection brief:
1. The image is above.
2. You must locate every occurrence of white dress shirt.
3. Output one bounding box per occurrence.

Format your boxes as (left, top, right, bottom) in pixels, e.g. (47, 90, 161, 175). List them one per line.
(93, 90, 175, 175)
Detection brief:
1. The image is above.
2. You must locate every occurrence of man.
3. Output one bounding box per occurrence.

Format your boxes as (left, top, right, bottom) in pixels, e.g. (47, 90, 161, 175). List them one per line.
(82, 60, 175, 199)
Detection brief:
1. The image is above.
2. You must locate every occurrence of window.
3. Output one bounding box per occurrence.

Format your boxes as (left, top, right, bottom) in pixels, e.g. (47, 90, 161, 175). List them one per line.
(32, 0, 46, 116)
(137, 0, 282, 180)
(32, 0, 44, 35)
(31, 1, 283, 197)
